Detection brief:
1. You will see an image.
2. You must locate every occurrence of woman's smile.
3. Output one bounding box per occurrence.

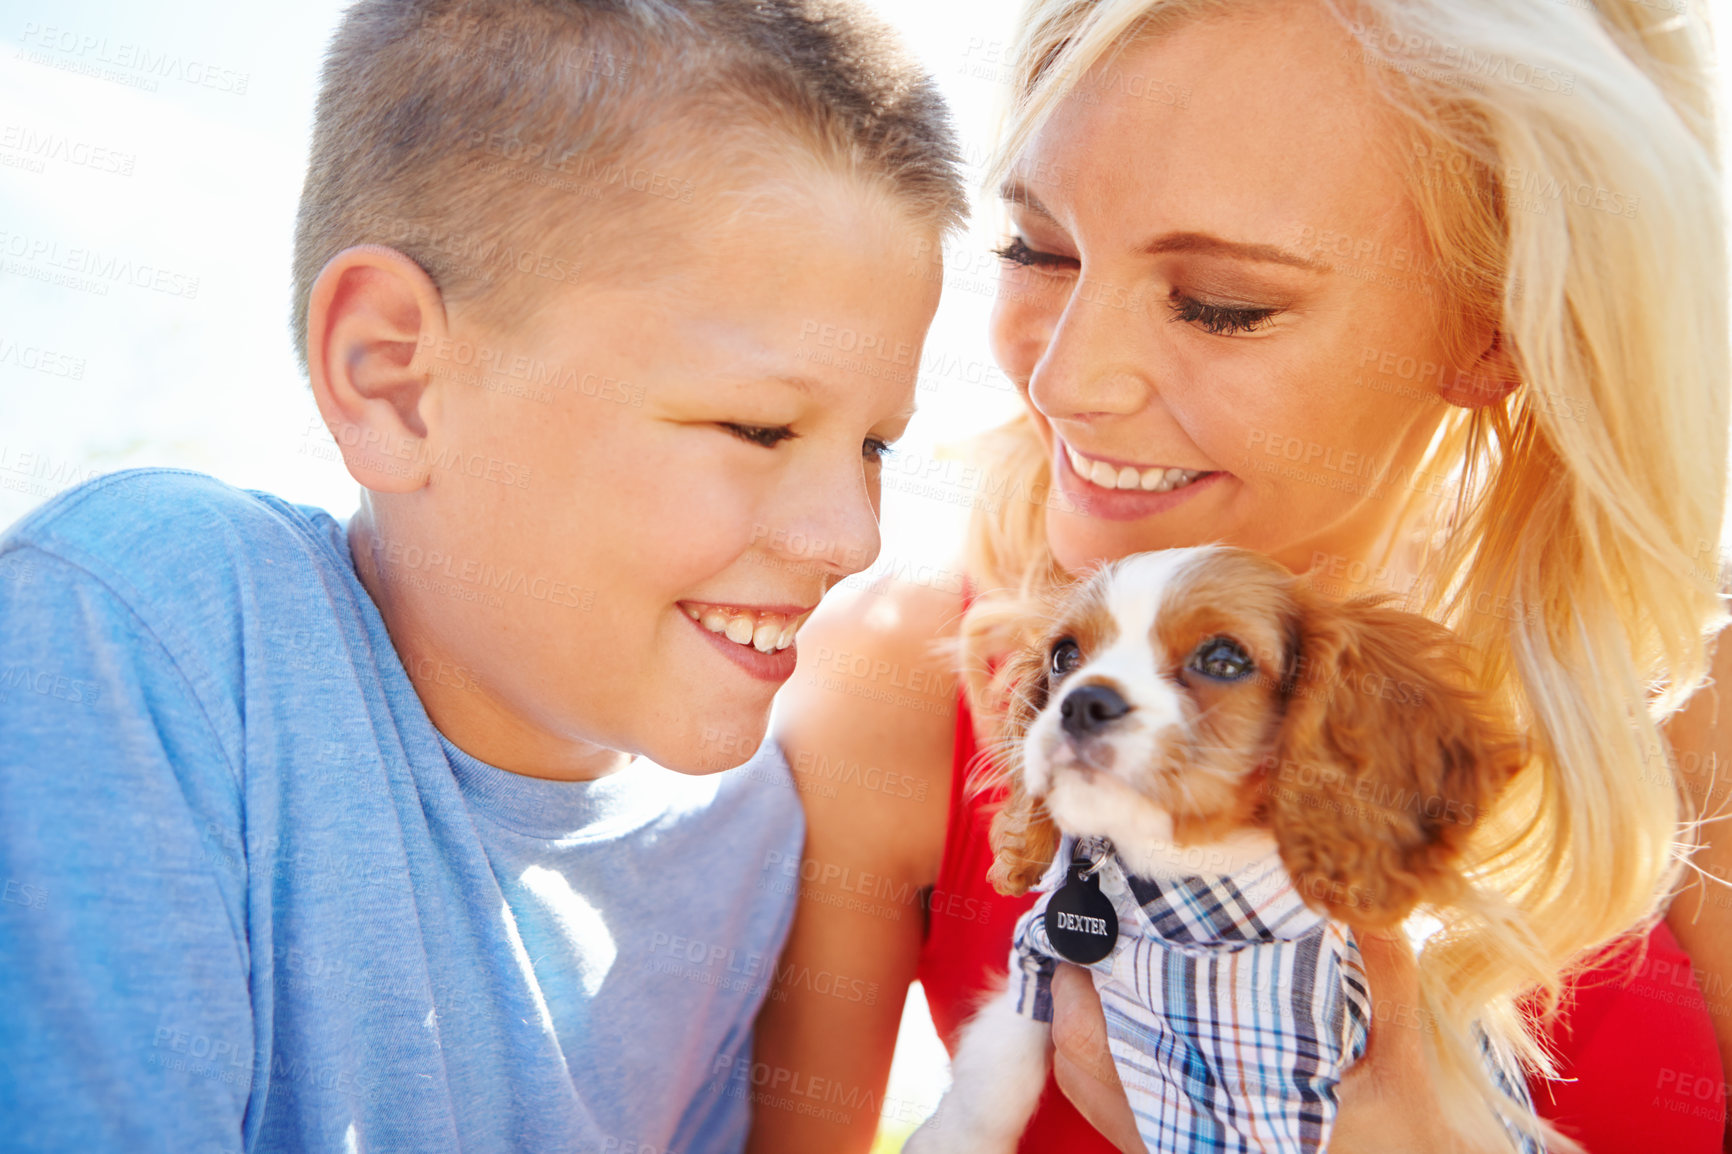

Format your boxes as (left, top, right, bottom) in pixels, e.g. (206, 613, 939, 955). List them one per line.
(1050, 433, 1229, 523)
(1057, 437, 1210, 493)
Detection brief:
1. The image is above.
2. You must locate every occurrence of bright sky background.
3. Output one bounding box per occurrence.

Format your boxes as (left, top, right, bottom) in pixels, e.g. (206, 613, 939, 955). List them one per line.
(2, 0, 1729, 1144)
(0, 0, 1028, 565)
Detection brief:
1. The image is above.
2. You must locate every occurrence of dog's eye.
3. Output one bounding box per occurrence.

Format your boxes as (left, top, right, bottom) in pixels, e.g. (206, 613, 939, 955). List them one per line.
(1190, 637, 1253, 681)
(1050, 638, 1083, 680)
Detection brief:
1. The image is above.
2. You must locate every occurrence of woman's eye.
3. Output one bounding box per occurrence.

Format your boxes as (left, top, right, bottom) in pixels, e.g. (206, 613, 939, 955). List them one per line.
(1168, 293, 1280, 336)
(1189, 638, 1254, 681)
(863, 438, 895, 464)
(1050, 638, 1083, 680)
(993, 237, 1077, 271)
(721, 423, 795, 449)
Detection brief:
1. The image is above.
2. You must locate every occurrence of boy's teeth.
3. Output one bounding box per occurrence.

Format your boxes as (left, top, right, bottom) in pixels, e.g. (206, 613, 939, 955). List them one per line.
(1066, 442, 1204, 493)
(685, 602, 807, 653)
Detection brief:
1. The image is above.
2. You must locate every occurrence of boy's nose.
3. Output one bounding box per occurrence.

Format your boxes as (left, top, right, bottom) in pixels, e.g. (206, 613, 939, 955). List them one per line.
(762, 470, 881, 580)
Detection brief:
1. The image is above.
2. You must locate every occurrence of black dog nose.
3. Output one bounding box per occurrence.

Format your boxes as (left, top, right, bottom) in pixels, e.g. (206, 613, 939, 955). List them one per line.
(1059, 684, 1131, 738)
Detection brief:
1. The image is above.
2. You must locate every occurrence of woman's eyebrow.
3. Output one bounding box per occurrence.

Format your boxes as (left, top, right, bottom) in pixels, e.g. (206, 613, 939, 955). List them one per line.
(1000, 179, 1330, 274)
(998, 179, 1056, 219)
(1144, 231, 1331, 272)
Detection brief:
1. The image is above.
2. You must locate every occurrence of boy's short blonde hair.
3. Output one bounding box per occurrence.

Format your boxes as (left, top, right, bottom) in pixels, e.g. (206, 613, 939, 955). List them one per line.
(290, 0, 966, 365)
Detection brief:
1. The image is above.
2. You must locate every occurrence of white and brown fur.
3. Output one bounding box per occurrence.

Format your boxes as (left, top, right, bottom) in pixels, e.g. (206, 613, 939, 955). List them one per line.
(906, 546, 1522, 1153)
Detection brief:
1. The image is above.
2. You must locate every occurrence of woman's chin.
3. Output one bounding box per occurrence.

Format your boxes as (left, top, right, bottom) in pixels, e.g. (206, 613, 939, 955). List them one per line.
(1043, 504, 1223, 573)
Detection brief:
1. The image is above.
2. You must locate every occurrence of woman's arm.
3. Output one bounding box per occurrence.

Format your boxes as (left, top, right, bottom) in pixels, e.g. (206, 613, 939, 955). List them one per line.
(1664, 628, 1732, 1136)
(746, 575, 962, 1154)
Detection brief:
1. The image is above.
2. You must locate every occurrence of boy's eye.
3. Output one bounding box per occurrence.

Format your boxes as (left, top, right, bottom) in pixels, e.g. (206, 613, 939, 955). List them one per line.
(721, 423, 795, 449)
(723, 424, 893, 463)
(1167, 292, 1280, 336)
(993, 237, 1077, 271)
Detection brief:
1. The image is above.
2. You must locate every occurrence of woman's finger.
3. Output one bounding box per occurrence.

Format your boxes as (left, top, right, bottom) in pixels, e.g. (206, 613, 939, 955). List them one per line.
(1049, 962, 1144, 1153)
(1330, 931, 1489, 1154)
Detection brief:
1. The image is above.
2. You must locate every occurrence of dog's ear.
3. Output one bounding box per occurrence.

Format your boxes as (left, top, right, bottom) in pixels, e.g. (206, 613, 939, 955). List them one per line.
(986, 634, 1062, 896)
(1264, 587, 1522, 928)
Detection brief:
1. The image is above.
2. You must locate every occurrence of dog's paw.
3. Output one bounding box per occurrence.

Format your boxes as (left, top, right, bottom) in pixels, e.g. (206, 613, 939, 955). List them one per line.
(900, 1121, 942, 1154)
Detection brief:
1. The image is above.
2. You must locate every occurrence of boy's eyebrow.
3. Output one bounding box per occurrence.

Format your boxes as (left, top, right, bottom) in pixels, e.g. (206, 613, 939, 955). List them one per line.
(725, 378, 915, 429)
(712, 373, 816, 396)
(998, 179, 1331, 273)
(879, 408, 917, 437)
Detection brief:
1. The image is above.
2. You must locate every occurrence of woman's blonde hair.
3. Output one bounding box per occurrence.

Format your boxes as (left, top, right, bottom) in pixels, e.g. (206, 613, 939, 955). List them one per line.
(958, 0, 1728, 1148)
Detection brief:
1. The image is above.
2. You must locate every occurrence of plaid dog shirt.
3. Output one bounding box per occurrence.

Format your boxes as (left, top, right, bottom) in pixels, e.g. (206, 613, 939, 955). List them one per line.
(1008, 836, 1541, 1153)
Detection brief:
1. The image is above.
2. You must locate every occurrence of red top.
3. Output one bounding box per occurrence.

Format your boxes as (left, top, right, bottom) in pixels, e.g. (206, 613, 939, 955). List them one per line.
(915, 691, 1727, 1153)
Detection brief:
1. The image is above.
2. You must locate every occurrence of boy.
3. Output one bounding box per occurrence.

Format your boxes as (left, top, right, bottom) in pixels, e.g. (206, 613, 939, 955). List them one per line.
(0, 1, 962, 1151)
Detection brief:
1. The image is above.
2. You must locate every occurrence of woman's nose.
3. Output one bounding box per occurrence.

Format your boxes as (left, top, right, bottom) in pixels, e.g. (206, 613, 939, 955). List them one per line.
(1026, 276, 1155, 422)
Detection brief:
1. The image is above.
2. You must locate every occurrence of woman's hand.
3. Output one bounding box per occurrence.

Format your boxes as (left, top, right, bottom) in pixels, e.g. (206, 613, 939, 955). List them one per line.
(1050, 935, 1506, 1154)
(1328, 931, 1494, 1154)
(1049, 963, 1143, 1152)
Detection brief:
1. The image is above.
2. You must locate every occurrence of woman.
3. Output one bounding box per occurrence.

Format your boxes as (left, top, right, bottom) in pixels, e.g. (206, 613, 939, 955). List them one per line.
(750, 0, 1730, 1150)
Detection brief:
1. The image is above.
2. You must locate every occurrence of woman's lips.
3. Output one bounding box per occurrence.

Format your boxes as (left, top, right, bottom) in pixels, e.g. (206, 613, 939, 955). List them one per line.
(1051, 439, 1225, 522)
(1061, 441, 1205, 493)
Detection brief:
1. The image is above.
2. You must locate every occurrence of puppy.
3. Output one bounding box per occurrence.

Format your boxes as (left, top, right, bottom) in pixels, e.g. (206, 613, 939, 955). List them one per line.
(906, 546, 1523, 1154)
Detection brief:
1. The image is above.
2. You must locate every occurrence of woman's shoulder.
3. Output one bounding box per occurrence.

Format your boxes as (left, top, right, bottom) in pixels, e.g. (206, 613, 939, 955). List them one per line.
(802, 566, 968, 669)
(772, 569, 968, 882)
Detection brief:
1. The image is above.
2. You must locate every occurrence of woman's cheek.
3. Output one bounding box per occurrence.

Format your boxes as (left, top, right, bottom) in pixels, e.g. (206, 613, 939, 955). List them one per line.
(989, 269, 1059, 384)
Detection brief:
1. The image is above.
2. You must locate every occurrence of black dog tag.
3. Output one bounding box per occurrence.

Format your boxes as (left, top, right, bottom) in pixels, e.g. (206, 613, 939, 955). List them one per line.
(1044, 846, 1118, 965)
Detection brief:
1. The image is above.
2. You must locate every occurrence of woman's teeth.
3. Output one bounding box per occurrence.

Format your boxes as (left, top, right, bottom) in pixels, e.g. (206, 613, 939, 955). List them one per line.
(684, 604, 806, 653)
(1065, 443, 1205, 493)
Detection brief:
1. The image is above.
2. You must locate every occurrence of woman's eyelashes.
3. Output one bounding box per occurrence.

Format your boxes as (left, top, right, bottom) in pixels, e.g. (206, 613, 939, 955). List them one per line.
(995, 235, 1285, 336)
(993, 236, 1077, 270)
(720, 422, 896, 464)
(1167, 292, 1280, 336)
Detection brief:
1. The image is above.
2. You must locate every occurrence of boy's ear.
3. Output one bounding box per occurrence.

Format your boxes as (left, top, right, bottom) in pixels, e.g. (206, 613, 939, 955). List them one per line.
(305, 245, 448, 494)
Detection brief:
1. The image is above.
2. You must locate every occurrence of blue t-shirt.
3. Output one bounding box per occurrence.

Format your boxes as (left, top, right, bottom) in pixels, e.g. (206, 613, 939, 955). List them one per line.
(0, 469, 804, 1154)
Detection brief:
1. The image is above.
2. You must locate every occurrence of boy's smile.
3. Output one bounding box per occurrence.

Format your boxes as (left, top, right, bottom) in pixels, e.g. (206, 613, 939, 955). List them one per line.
(333, 175, 942, 780)
(675, 602, 810, 665)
